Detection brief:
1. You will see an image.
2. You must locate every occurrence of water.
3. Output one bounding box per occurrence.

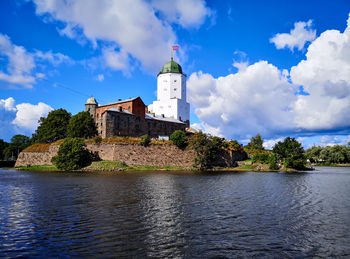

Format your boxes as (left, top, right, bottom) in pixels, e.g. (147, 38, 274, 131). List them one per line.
(0, 167, 350, 258)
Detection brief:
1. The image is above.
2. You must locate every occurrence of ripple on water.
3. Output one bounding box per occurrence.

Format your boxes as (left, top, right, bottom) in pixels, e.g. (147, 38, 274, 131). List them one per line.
(0, 168, 350, 257)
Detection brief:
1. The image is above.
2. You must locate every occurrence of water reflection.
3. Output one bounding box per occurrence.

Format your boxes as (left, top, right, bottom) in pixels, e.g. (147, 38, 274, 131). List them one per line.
(0, 168, 350, 257)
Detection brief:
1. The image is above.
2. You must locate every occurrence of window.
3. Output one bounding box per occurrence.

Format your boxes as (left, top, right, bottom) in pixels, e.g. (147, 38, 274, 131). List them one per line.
(164, 80, 167, 82)
(174, 88, 177, 91)
(174, 80, 177, 82)
(164, 88, 167, 91)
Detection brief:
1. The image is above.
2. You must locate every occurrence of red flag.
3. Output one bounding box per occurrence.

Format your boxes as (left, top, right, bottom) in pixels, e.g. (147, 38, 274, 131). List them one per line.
(172, 45, 179, 51)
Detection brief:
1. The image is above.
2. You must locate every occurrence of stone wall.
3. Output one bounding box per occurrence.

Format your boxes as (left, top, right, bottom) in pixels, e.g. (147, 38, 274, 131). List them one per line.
(15, 143, 246, 169)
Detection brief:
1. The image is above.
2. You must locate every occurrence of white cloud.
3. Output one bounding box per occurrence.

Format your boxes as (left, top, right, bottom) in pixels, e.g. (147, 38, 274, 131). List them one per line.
(12, 102, 53, 131)
(0, 33, 73, 88)
(263, 137, 284, 150)
(0, 97, 53, 140)
(33, 0, 212, 73)
(151, 0, 212, 28)
(290, 14, 350, 131)
(0, 34, 36, 88)
(0, 97, 16, 111)
(188, 14, 350, 141)
(34, 50, 73, 66)
(96, 74, 104, 82)
(187, 61, 297, 139)
(270, 20, 316, 51)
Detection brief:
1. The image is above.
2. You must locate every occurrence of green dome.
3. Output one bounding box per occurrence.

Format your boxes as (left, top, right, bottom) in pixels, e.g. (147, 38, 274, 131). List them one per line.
(159, 58, 183, 74)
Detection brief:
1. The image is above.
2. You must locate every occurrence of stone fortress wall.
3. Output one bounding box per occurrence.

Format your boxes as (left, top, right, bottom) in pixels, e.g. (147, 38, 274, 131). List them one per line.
(15, 143, 246, 169)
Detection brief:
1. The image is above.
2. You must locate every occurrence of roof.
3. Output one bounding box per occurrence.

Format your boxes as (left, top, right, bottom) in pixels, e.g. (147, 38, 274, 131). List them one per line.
(107, 107, 132, 114)
(145, 113, 185, 124)
(86, 97, 98, 105)
(99, 97, 143, 107)
(159, 58, 183, 75)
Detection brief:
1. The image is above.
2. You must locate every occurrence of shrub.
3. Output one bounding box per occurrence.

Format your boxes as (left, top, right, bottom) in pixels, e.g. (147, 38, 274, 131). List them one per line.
(51, 137, 91, 170)
(269, 155, 279, 170)
(272, 137, 306, 170)
(140, 134, 150, 147)
(170, 130, 187, 149)
(188, 132, 224, 170)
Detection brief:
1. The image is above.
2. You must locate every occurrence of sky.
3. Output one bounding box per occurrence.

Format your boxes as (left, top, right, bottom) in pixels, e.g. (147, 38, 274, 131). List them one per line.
(1, 0, 350, 149)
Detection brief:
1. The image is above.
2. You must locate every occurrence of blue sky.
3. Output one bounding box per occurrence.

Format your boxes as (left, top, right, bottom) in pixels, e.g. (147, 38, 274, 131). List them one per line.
(1, 0, 350, 148)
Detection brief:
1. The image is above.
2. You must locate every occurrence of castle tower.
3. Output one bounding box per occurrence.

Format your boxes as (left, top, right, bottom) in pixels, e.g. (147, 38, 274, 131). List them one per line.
(85, 97, 98, 119)
(150, 58, 190, 125)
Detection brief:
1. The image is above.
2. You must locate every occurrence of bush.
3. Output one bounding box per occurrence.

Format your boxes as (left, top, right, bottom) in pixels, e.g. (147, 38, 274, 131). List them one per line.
(272, 137, 306, 170)
(269, 155, 279, 170)
(51, 137, 91, 170)
(170, 130, 187, 149)
(140, 134, 150, 147)
(252, 153, 270, 164)
(188, 132, 224, 170)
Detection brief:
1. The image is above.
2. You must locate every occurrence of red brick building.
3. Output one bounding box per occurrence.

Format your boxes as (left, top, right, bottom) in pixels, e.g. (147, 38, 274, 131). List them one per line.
(85, 96, 186, 138)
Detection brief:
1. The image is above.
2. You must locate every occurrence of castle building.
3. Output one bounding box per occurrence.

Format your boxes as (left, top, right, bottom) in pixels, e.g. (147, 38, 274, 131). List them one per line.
(149, 57, 190, 125)
(85, 58, 189, 138)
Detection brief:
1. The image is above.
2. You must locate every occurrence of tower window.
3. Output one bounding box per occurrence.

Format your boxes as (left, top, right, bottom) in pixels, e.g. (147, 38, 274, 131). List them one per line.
(174, 88, 177, 91)
(174, 80, 177, 82)
(164, 88, 167, 91)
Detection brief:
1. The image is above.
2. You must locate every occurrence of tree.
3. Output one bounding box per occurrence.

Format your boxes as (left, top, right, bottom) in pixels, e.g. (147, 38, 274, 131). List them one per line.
(272, 137, 306, 170)
(246, 134, 264, 150)
(51, 137, 91, 170)
(170, 130, 187, 149)
(33, 109, 71, 143)
(3, 135, 30, 160)
(305, 146, 323, 163)
(67, 111, 97, 138)
(0, 139, 9, 160)
(140, 134, 150, 147)
(188, 132, 224, 170)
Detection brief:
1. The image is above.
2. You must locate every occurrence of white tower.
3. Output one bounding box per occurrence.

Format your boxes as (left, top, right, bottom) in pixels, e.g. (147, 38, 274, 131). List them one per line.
(150, 58, 190, 125)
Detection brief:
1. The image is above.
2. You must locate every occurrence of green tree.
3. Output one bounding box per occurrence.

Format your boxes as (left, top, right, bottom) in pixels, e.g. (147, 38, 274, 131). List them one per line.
(0, 139, 9, 160)
(140, 134, 150, 147)
(3, 135, 30, 160)
(67, 111, 97, 138)
(246, 134, 264, 150)
(33, 109, 71, 143)
(305, 146, 323, 163)
(272, 137, 306, 170)
(51, 137, 91, 170)
(170, 130, 187, 149)
(188, 132, 224, 170)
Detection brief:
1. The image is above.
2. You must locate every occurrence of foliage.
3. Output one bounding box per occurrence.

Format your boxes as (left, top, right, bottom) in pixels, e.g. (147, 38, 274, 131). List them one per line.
(305, 145, 350, 164)
(0, 139, 9, 160)
(272, 137, 306, 170)
(188, 132, 225, 170)
(170, 130, 187, 149)
(33, 109, 71, 143)
(67, 111, 98, 139)
(246, 133, 264, 150)
(51, 137, 91, 170)
(252, 153, 270, 164)
(223, 140, 244, 152)
(140, 134, 151, 147)
(3, 135, 31, 160)
(268, 155, 279, 170)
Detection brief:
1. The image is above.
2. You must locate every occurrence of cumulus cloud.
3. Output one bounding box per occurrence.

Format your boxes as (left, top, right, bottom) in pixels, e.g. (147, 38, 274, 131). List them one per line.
(33, 0, 212, 73)
(151, 0, 212, 28)
(0, 34, 36, 88)
(187, 61, 297, 139)
(12, 102, 53, 131)
(0, 33, 72, 88)
(96, 74, 104, 82)
(0, 97, 53, 140)
(270, 20, 316, 51)
(290, 14, 350, 131)
(188, 14, 350, 141)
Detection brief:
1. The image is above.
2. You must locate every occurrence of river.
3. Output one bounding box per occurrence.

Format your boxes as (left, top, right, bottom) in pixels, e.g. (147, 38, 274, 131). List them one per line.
(0, 167, 349, 258)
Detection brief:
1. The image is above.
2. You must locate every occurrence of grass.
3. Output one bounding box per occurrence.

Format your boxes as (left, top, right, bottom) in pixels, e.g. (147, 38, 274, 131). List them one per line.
(239, 164, 253, 170)
(23, 143, 51, 152)
(16, 164, 58, 171)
